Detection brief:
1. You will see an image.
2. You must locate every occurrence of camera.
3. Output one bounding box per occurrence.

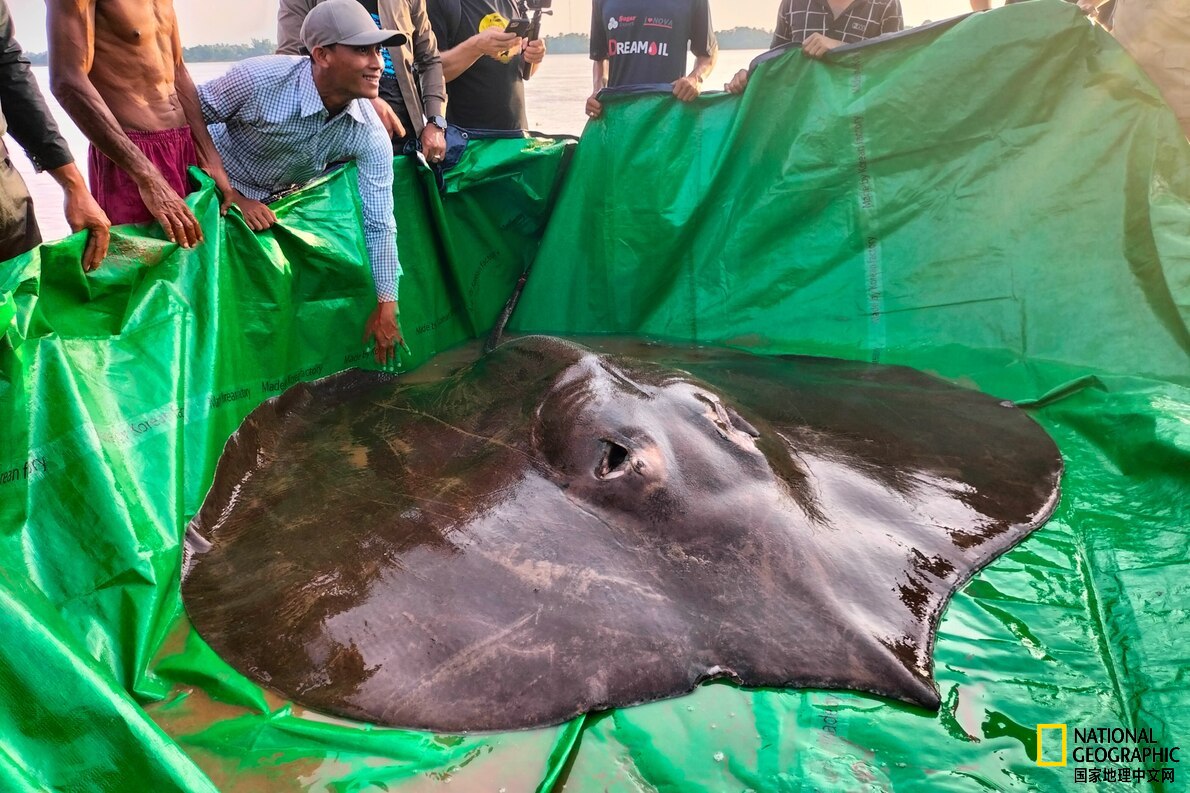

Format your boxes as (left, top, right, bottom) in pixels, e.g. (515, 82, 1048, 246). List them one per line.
(524, 0, 552, 9)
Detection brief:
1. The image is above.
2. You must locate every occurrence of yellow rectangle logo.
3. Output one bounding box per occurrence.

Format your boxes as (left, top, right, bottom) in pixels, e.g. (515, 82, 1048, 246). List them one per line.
(1037, 724, 1067, 766)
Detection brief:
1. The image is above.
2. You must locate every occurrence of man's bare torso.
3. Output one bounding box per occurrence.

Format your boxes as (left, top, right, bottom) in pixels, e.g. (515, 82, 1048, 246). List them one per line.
(89, 0, 185, 131)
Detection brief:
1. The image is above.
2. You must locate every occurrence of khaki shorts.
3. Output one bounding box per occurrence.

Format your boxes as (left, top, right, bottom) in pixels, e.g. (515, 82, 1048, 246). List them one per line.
(0, 138, 41, 264)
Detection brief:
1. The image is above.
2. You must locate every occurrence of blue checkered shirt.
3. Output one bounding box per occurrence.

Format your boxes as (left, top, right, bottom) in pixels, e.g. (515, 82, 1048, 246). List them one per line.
(198, 56, 400, 301)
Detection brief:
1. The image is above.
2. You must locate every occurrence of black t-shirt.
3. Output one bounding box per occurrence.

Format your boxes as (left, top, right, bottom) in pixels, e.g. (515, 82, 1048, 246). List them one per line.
(428, 0, 528, 130)
(589, 0, 716, 88)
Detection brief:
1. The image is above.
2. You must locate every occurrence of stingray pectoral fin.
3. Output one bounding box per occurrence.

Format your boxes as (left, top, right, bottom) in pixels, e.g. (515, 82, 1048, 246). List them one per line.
(872, 642, 942, 710)
(789, 633, 942, 710)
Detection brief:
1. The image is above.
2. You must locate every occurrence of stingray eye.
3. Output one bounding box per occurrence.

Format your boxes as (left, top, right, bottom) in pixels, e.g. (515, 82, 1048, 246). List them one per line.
(597, 439, 631, 480)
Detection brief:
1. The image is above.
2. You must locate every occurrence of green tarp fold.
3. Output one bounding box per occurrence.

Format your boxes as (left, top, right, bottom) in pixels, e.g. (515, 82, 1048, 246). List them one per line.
(1, 2, 1187, 789)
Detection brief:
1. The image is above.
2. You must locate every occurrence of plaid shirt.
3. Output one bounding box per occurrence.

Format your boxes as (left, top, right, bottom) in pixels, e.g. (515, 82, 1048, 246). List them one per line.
(772, 0, 903, 48)
(198, 56, 400, 301)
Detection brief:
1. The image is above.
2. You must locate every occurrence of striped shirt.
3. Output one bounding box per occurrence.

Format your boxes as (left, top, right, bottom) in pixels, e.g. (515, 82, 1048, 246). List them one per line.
(772, 0, 903, 48)
(197, 56, 400, 301)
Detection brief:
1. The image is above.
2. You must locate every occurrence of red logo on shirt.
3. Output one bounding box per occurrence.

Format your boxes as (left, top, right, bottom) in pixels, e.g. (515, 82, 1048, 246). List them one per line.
(609, 39, 669, 57)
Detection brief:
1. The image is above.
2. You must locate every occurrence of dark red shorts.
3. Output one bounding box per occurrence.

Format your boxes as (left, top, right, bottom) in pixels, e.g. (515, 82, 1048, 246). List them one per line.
(88, 127, 198, 226)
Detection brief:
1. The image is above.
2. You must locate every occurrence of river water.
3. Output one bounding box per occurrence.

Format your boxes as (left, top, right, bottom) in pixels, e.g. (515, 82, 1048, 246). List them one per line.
(11, 50, 764, 242)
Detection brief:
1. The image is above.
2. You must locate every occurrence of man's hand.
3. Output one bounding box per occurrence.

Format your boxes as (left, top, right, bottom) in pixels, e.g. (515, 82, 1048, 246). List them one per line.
(422, 124, 446, 163)
(522, 38, 546, 65)
(473, 27, 520, 59)
(363, 300, 405, 366)
(585, 94, 603, 120)
(63, 183, 111, 272)
(802, 33, 843, 59)
(1076, 0, 1100, 16)
(137, 172, 203, 248)
(726, 69, 749, 95)
(49, 161, 110, 272)
(672, 75, 702, 102)
(371, 97, 406, 141)
(228, 189, 278, 231)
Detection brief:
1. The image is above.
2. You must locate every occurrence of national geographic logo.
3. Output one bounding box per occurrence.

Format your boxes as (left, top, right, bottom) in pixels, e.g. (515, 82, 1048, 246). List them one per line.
(1038, 724, 1067, 766)
(1037, 724, 1180, 784)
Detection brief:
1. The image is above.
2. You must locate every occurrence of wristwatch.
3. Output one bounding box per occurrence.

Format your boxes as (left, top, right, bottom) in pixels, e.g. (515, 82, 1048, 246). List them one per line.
(428, 115, 448, 131)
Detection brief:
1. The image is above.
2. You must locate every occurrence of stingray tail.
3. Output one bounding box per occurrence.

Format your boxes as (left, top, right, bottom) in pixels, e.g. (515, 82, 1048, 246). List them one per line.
(485, 271, 529, 353)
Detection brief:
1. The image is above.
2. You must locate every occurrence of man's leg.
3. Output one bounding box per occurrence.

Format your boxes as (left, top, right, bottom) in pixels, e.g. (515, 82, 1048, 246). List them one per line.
(88, 128, 200, 226)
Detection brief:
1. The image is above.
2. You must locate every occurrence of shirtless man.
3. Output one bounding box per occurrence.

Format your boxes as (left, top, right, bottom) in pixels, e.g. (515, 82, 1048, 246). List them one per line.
(47, 0, 235, 247)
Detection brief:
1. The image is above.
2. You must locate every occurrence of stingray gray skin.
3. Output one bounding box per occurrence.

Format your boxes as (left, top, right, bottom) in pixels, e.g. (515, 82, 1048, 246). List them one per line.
(182, 336, 1062, 733)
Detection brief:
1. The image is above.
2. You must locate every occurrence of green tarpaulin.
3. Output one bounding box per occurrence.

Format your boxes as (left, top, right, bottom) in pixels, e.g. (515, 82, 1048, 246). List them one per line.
(1, 2, 1187, 790)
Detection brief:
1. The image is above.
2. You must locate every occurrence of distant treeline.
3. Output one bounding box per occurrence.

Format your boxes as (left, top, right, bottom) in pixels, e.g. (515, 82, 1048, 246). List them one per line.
(715, 27, 775, 50)
(25, 27, 772, 65)
(26, 39, 276, 65)
(181, 39, 276, 62)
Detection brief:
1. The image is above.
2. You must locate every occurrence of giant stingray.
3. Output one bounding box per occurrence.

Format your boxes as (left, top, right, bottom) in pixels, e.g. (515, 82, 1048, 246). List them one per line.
(183, 336, 1062, 732)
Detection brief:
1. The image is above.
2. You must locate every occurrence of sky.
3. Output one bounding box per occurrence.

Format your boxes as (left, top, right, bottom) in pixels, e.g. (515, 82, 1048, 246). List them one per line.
(10, 0, 973, 52)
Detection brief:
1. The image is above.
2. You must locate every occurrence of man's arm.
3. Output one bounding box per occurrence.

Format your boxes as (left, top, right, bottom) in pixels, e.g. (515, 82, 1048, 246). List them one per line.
(585, 0, 607, 118)
(585, 58, 607, 118)
(689, 53, 716, 84)
(672, 51, 714, 101)
(805, 0, 899, 62)
(437, 29, 520, 81)
(46, 0, 201, 247)
(410, 0, 446, 118)
(179, 60, 274, 228)
(47, 162, 110, 270)
(591, 59, 607, 95)
(171, 24, 235, 216)
(672, 0, 717, 102)
(429, 0, 518, 82)
(277, 0, 317, 54)
(192, 62, 276, 230)
(353, 120, 405, 365)
(802, 33, 843, 58)
(0, 1, 72, 172)
(410, 0, 445, 160)
(521, 37, 545, 78)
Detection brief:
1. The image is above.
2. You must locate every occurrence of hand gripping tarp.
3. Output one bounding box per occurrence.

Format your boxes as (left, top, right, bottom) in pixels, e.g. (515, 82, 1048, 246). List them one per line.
(1, 2, 1187, 790)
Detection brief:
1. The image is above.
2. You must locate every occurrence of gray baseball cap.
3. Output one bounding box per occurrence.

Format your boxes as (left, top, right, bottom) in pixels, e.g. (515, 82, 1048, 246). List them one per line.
(300, 0, 407, 51)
